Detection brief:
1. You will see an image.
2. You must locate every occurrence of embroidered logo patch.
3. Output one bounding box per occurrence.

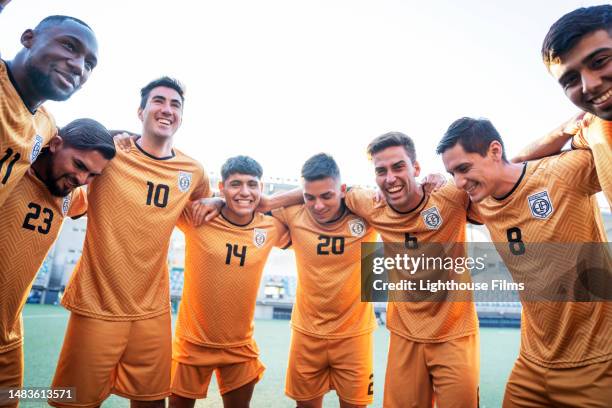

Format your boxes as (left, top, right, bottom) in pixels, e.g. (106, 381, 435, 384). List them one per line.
(178, 171, 192, 192)
(348, 218, 366, 237)
(30, 135, 44, 163)
(421, 206, 443, 230)
(527, 190, 553, 219)
(253, 228, 267, 248)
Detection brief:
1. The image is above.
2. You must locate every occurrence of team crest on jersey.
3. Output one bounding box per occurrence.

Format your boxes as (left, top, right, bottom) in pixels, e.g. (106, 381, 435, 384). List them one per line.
(30, 135, 44, 163)
(527, 190, 554, 219)
(178, 171, 192, 192)
(348, 218, 366, 237)
(253, 228, 267, 248)
(421, 206, 443, 230)
(61, 195, 72, 216)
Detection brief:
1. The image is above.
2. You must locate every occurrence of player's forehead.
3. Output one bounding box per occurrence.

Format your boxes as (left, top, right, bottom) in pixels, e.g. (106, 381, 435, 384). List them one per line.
(441, 144, 473, 170)
(146, 86, 183, 105)
(41, 19, 98, 53)
(550, 29, 612, 77)
(303, 177, 339, 195)
(372, 145, 410, 168)
(225, 172, 260, 183)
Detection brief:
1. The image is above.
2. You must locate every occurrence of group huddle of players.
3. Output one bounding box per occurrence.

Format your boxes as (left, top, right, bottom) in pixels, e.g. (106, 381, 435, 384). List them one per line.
(0, 1, 610, 407)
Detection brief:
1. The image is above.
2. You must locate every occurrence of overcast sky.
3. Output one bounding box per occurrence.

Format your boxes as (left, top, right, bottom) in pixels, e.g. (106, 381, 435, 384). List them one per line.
(1, 0, 608, 209)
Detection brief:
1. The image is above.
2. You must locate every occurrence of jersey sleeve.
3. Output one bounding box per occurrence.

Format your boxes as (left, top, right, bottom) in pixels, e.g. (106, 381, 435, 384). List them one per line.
(344, 187, 375, 219)
(272, 217, 291, 249)
(552, 150, 600, 196)
(271, 207, 290, 226)
(67, 187, 88, 218)
(189, 164, 212, 200)
(466, 200, 484, 225)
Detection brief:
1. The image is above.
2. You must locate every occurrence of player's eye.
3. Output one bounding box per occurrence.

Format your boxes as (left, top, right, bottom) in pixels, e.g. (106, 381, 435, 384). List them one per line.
(62, 41, 76, 52)
(560, 74, 579, 89)
(591, 55, 611, 69)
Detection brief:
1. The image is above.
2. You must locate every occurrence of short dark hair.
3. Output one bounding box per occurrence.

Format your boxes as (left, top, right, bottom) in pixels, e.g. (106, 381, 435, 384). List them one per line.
(436, 117, 507, 162)
(34, 15, 92, 33)
(139, 76, 185, 110)
(301, 153, 340, 182)
(366, 132, 416, 163)
(59, 118, 115, 160)
(542, 5, 612, 68)
(221, 155, 263, 182)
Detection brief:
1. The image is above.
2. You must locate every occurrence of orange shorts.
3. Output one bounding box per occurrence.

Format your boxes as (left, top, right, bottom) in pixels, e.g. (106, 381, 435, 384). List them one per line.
(285, 330, 374, 405)
(384, 332, 479, 408)
(503, 355, 612, 408)
(171, 337, 265, 398)
(49, 312, 172, 408)
(0, 345, 23, 408)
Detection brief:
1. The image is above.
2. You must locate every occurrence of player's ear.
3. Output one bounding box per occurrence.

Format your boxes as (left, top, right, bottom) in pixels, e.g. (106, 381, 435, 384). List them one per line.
(413, 160, 421, 177)
(340, 183, 347, 198)
(137, 107, 144, 122)
(20, 29, 35, 49)
(259, 180, 264, 192)
(48, 135, 64, 153)
(218, 180, 225, 192)
(488, 141, 503, 161)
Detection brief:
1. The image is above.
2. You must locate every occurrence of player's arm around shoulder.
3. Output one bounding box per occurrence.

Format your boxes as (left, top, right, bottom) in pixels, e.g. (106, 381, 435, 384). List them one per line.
(511, 111, 586, 163)
(549, 149, 601, 196)
(344, 186, 378, 219)
(66, 186, 88, 219)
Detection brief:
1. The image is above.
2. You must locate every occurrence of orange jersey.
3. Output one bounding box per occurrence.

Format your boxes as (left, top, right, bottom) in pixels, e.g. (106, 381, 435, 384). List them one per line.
(273, 205, 377, 339)
(175, 213, 290, 347)
(0, 60, 56, 208)
(474, 150, 611, 368)
(345, 183, 479, 342)
(62, 139, 210, 321)
(0, 170, 86, 352)
(572, 114, 612, 207)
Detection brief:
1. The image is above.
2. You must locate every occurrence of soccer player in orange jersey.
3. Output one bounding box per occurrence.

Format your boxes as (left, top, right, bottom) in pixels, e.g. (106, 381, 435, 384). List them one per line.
(0, 118, 114, 407)
(343, 133, 479, 408)
(169, 156, 290, 408)
(438, 117, 611, 407)
(0, 12, 98, 207)
(50, 77, 210, 408)
(513, 5, 611, 206)
(275, 153, 377, 408)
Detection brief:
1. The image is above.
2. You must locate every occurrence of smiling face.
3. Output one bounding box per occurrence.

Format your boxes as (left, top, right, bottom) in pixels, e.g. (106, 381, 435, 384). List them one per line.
(44, 137, 109, 196)
(372, 145, 420, 210)
(549, 29, 612, 120)
(303, 176, 346, 224)
(138, 86, 183, 140)
(441, 142, 501, 203)
(220, 173, 262, 222)
(23, 19, 98, 102)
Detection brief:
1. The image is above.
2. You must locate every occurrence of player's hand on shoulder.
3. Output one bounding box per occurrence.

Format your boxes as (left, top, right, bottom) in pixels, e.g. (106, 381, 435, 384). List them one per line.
(421, 173, 447, 195)
(191, 197, 225, 226)
(562, 111, 587, 136)
(111, 131, 139, 153)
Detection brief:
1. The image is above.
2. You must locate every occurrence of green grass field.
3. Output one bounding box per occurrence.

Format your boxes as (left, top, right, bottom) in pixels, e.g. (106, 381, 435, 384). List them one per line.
(22, 304, 520, 407)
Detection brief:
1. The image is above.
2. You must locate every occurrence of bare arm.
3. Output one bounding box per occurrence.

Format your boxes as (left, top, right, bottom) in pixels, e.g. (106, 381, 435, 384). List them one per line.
(511, 111, 585, 163)
(257, 188, 304, 213)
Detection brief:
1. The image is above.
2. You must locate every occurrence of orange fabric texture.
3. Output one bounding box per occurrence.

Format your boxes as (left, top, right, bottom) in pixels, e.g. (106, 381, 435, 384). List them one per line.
(175, 213, 289, 347)
(50, 313, 172, 407)
(383, 332, 479, 408)
(345, 184, 479, 342)
(171, 338, 264, 398)
(0, 170, 86, 352)
(474, 150, 611, 368)
(285, 330, 374, 405)
(572, 114, 612, 207)
(62, 139, 210, 321)
(0, 60, 56, 208)
(273, 205, 377, 338)
(502, 355, 612, 408)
